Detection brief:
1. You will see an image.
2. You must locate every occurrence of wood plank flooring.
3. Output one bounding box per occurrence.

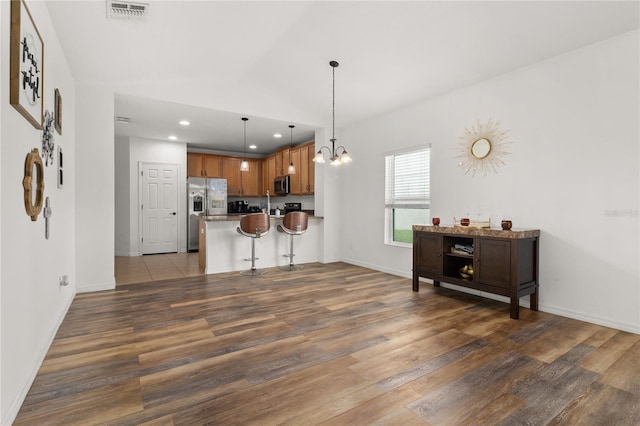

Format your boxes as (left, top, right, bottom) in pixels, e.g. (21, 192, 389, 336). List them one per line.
(15, 262, 640, 425)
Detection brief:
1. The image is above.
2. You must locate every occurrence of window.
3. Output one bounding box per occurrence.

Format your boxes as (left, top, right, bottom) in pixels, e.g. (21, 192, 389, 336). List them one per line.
(385, 147, 430, 246)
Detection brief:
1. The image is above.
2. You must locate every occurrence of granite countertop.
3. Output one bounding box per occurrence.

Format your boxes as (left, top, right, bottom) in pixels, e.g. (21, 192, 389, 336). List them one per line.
(199, 214, 323, 222)
(412, 224, 539, 239)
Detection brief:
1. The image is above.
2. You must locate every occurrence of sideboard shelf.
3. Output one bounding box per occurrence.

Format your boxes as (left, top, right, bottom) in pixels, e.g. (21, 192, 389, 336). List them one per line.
(412, 225, 540, 319)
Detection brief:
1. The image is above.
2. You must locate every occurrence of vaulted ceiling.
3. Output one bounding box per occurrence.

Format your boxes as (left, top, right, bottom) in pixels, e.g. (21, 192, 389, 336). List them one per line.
(46, 1, 639, 154)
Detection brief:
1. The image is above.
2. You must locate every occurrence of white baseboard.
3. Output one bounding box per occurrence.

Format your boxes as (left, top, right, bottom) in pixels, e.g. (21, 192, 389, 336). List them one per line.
(2, 291, 76, 425)
(340, 258, 638, 335)
(114, 250, 140, 257)
(77, 278, 116, 293)
(541, 304, 639, 335)
(341, 257, 411, 279)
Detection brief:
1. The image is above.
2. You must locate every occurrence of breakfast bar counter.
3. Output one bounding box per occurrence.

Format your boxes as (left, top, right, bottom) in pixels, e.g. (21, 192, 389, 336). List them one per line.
(198, 214, 323, 274)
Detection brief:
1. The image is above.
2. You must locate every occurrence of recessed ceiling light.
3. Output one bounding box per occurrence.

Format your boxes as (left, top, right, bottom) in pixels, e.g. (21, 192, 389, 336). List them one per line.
(179, 120, 190, 126)
(249, 144, 257, 150)
(274, 133, 282, 138)
(168, 135, 177, 140)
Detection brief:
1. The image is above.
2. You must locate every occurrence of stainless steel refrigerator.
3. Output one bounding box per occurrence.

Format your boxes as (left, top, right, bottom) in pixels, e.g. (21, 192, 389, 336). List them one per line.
(187, 177, 227, 251)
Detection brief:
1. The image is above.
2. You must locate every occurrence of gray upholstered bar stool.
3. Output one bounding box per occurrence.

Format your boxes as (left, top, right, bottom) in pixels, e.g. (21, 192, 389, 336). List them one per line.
(236, 213, 270, 276)
(277, 211, 309, 271)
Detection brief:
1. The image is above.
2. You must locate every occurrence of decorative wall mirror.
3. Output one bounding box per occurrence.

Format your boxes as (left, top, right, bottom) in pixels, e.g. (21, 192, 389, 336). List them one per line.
(457, 119, 512, 177)
(471, 138, 491, 159)
(23, 148, 45, 221)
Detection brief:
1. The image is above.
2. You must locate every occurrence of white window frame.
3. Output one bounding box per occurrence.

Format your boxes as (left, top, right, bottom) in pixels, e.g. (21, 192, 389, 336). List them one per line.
(384, 145, 431, 247)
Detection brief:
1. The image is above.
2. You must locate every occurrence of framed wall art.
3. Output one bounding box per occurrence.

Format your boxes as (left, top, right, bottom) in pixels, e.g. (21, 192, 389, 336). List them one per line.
(23, 148, 45, 221)
(57, 146, 64, 189)
(10, 0, 44, 130)
(54, 88, 62, 134)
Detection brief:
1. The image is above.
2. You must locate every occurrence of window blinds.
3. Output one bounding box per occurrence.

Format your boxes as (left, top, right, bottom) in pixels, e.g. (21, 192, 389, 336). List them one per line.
(385, 148, 430, 209)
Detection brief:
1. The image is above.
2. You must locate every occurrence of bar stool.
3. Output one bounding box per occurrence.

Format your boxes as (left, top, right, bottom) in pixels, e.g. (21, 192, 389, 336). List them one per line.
(277, 211, 308, 271)
(236, 213, 270, 276)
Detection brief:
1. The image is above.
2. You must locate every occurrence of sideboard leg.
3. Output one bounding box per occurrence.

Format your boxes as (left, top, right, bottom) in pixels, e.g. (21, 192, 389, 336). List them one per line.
(413, 273, 419, 292)
(433, 280, 440, 287)
(530, 288, 539, 311)
(510, 297, 520, 319)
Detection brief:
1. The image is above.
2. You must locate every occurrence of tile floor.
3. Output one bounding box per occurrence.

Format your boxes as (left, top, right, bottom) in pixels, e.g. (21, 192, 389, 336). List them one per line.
(114, 252, 204, 285)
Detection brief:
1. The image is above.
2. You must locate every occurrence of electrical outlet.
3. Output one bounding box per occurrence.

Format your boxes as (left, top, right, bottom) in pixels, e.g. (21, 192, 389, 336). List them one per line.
(59, 275, 69, 286)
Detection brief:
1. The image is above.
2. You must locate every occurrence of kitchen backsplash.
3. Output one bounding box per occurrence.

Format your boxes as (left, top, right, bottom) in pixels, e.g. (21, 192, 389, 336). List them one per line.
(227, 194, 314, 211)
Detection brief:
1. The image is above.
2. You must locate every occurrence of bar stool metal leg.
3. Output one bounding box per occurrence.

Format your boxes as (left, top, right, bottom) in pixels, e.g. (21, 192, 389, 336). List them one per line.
(237, 213, 270, 276)
(241, 237, 267, 276)
(280, 232, 303, 271)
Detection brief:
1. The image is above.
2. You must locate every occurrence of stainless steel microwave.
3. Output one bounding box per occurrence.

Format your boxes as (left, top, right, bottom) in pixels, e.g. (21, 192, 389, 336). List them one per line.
(274, 175, 289, 195)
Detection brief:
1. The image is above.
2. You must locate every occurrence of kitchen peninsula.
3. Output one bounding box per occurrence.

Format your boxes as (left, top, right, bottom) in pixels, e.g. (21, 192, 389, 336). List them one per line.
(198, 214, 323, 274)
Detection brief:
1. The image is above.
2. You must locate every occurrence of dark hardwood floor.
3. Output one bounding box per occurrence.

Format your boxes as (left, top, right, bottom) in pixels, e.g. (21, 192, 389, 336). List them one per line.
(15, 262, 640, 425)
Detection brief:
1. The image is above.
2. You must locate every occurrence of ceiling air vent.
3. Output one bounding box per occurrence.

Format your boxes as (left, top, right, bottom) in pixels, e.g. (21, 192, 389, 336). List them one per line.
(107, 1, 149, 19)
(116, 116, 131, 124)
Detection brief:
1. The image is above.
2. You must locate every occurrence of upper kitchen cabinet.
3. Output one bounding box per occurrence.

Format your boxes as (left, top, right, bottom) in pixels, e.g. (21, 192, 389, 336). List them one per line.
(203, 155, 223, 178)
(288, 146, 302, 195)
(187, 153, 205, 177)
(274, 147, 291, 177)
(187, 153, 223, 178)
(241, 159, 261, 197)
(222, 157, 261, 197)
(262, 155, 277, 196)
(222, 157, 242, 195)
(301, 142, 315, 195)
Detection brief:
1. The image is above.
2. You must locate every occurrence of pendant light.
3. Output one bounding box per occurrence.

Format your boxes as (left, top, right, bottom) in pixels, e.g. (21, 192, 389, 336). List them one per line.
(240, 117, 249, 172)
(287, 125, 296, 175)
(313, 60, 352, 166)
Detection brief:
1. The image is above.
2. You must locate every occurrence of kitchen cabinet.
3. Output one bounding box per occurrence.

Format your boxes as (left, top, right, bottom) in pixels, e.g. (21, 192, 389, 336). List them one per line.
(241, 159, 261, 197)
(203, 155, 223, 178)
(288, 147, 302, 195)
(275, 148, 290, 177)
(187, 153, 205, 177)
(262, 155, 277, 196)
(222, 157, 260, 197)
(222, 157, 242, 196)
(300, 142, 315, 195)
(412, 225, 540, 319)
(188, 143, 312, 195)
(288, 142, 315, 195)
(187, 153, 223, 177)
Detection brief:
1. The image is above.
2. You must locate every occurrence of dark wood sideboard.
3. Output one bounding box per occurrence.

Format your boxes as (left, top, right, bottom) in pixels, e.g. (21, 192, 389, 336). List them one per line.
(412, 225, 540, 319)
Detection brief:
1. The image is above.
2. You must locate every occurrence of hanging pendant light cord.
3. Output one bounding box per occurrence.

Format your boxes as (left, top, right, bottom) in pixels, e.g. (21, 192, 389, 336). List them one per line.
(332, 64, 336, 143)
(243, 118, 247, 161)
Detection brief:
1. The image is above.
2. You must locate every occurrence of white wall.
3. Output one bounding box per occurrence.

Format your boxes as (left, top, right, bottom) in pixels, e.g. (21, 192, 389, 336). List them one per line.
(126, 137, 187, 255)
(340, 31, 640, 333)
(114, 135, 130, 256)
(0, 2, 77, 423)
(75, 86, 115, 292)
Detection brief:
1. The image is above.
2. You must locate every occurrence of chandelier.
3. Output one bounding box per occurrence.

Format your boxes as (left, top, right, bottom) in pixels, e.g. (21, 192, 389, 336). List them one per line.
(313, 60, 352, 166)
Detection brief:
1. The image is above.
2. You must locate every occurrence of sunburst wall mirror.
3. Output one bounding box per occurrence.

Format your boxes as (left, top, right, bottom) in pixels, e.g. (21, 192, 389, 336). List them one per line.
(456, 119, 512, 177)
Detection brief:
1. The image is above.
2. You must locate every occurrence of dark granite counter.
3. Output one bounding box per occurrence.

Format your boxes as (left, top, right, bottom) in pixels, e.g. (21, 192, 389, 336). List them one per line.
(412, 224, 539, 239)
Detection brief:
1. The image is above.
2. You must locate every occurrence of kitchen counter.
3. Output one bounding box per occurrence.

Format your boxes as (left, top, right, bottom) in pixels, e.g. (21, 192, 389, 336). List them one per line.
(197, 214, 323, 274)
(199, 214, 323, 222)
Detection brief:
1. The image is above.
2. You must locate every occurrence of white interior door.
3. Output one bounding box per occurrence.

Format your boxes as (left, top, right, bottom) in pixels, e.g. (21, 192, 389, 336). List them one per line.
(141, 163, 179, 254)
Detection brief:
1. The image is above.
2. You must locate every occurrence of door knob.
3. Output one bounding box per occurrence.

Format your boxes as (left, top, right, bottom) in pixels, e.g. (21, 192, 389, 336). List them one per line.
(171, 212, 177, 215)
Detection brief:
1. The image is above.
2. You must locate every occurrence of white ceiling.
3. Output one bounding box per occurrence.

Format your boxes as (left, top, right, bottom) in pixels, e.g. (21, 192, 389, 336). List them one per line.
(46, 1, 639, 155)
